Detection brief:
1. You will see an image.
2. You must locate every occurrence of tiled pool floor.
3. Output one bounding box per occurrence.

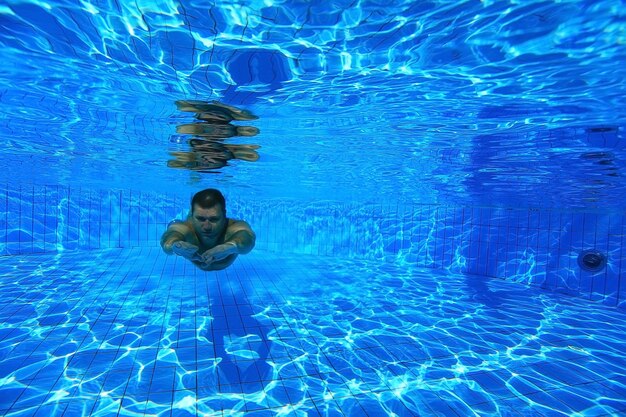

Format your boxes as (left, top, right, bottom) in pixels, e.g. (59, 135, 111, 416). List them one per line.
(0, 248, 625, 416)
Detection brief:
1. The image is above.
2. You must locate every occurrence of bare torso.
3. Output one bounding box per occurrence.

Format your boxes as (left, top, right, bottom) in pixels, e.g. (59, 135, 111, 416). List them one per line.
(165, 218, 251, 270)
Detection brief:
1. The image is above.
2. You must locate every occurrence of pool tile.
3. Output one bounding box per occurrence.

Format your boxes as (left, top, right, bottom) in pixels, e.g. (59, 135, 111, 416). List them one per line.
(1, 250, 626, 416)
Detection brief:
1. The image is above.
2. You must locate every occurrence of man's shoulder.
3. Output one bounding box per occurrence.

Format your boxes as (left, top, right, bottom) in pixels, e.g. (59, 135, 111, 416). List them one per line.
(167, 220, 193, 234)
(226, 218, 255, 234)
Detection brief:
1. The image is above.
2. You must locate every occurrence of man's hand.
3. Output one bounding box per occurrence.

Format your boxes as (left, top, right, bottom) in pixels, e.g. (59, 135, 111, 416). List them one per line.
(172, 241, 201, 261)
(198, 242, 238, 268)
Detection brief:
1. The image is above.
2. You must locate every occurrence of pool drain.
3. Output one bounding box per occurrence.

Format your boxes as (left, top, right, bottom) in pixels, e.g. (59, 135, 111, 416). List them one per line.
(577, 249, 607, 272)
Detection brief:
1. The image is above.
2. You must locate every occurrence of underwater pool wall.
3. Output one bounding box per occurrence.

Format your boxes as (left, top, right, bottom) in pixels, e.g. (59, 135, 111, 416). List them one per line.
(1, 183, 624, 308)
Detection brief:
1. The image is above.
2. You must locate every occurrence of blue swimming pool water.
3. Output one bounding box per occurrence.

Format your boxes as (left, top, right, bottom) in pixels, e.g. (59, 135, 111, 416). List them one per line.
(1, 0, 625, 208)
(1, 0, 626, 416)
(1, 249, 625, 416)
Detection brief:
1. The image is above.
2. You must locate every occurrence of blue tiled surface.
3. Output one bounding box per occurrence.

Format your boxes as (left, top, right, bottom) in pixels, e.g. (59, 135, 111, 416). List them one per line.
(1, 185, 625, 307)
(1, 249, 626, 416)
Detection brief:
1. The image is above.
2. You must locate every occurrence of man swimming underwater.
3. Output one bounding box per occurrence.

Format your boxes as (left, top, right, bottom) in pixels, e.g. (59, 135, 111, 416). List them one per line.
(160, 188, 255, 270)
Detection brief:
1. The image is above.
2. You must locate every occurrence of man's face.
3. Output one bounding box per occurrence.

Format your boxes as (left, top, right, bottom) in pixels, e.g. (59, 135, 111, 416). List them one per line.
(191, 204, 227, 240)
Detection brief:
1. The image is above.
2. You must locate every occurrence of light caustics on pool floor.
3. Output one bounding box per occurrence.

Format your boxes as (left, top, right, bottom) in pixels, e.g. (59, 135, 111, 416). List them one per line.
(0, 248, 625, 416)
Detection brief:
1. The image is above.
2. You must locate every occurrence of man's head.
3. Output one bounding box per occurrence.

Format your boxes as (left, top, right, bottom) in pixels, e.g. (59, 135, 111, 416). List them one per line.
(189, 189, 227, 240)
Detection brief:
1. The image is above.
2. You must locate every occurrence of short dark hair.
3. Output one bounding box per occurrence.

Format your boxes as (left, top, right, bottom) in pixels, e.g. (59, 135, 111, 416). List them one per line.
(191, 188, 226, 213)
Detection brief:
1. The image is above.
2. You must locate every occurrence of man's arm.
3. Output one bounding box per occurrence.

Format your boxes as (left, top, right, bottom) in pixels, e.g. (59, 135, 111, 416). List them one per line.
(160, 222, 200, 260)
(161, 222, 186, 254)
(224, 221, 256, 254)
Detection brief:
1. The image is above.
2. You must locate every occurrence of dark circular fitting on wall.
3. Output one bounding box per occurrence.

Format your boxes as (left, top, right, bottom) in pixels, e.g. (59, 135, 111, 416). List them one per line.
(577, 249, 607, 272)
